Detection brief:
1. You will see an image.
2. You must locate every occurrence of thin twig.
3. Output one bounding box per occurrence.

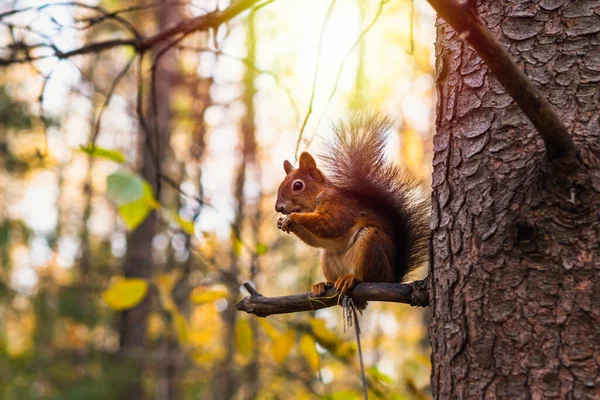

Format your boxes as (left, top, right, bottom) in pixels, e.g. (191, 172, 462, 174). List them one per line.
(0, 0, 263, 65)
(148, 32, 190, 197)
(0, 1, 140, 37)
(305, 0, 387, 149)
(294, 0, 337, 160)
(90, 55, 136, 146)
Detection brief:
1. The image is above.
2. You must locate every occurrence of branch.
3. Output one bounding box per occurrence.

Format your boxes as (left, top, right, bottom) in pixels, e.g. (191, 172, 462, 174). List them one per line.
(236, 280, 429, 317)
(427, 0, 580, 169)
(0, 0, 262, 64)
(136, 0, 262, 51)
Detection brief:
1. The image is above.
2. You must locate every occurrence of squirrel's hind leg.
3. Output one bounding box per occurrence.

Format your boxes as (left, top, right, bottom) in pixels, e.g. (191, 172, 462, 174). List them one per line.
(345, 227, 395, 283)
(334, 274, 362, 297)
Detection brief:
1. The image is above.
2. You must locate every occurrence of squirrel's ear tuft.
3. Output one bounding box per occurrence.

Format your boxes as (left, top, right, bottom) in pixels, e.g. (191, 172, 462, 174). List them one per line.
(283, 160, 294, 174)
(299, 152, 323, 182)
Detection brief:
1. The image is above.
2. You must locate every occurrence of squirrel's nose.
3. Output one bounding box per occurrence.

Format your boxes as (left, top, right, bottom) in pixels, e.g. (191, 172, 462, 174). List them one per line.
(275, 204, 284, 213)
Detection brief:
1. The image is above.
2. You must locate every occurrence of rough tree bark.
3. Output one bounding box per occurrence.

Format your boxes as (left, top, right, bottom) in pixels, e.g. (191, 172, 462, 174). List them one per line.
(429, 0, 600, 398)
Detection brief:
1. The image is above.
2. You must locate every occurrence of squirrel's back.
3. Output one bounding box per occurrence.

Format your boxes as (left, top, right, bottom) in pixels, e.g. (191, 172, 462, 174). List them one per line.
(320, 114, 429, 282)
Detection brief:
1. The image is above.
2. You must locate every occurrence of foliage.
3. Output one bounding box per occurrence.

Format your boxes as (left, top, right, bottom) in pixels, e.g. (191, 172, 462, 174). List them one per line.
(78, 145, 126, 164)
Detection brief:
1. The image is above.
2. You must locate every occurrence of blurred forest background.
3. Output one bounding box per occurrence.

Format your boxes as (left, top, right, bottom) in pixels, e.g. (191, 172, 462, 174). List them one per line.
(0, 0, 436, 398)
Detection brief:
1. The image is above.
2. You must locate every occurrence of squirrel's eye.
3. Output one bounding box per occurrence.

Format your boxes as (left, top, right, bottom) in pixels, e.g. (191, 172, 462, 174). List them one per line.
(292, 180, 304, 192)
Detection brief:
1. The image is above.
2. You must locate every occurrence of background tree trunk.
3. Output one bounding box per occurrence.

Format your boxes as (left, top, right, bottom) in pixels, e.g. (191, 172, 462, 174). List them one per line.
(429, 0, 600, 398)
(213, 10, 258, 399)
(119, 1, 182, 398)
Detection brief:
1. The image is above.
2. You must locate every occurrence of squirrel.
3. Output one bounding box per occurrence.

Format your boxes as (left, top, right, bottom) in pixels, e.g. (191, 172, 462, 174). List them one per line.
(275, 114, 429, 298)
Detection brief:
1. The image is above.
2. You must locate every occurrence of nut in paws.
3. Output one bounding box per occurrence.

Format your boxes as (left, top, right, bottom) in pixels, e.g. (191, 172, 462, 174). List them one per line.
(277, 216, 294, 233)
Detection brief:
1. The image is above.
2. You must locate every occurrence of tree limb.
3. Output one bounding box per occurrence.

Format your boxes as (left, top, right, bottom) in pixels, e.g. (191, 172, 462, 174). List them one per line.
(0, 0, 262, 64)
(236, 280, 429, 318)
(137, 0, 261, 51)
(427, 0, 580, 169)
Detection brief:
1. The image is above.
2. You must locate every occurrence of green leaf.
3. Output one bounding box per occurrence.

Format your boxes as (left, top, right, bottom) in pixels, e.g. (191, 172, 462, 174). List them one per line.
(113, 177, 160, 230)
(78, 144, 126, 163)
(368, 366, 394, 385)
(106, 170, 144, 205)
(255, 243, 268, 256)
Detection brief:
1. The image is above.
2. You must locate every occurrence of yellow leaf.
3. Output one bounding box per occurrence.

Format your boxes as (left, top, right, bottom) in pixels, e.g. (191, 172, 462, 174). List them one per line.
(272, 330, 295, 363)
(337, 341, 357, 358)
(172, 309, 189, 344)
(147, 312, 165, 340)
(236, 319, 253, 357)
(231, 229, 243, 256)
(258, 319, 279, 341)
(190, 287, 228, 304)
(118, 199, 150, 230)
(155, 271, 181, 312)
(309, 318, 339, 347)
(176, 215, 195, 235)
(300, 334, 320, 370)
(115, 179, 159, 230)
(191, 350, 218, 365)
(142, 181, 161, 209)
(102, 278, 148, 310)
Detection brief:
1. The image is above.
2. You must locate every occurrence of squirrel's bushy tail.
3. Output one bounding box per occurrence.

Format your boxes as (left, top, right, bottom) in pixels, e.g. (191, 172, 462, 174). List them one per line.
(320, 113, 429, 282)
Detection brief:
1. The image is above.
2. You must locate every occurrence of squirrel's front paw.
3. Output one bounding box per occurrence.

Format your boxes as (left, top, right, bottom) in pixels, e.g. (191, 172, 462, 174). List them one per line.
(310, 281, 333, 298)
(277, 215, 295, 233)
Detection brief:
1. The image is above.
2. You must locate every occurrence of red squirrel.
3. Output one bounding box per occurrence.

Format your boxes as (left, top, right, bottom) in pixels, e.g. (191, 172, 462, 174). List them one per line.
(275, 114, 429, 297)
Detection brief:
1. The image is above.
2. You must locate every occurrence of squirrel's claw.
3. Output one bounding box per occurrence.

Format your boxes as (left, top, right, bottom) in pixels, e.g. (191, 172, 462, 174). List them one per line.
(334, 274, 361, 297)
(310, 281, 333, 298)
(277, 215, 294, 233)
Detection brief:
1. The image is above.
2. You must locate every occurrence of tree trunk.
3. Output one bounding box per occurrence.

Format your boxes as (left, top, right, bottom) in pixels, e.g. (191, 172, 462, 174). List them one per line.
(244, 11, 261, 399)
(429, 0, 600, 398)
(119, 1, 181, 398)
(213, 12, 259, 399)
